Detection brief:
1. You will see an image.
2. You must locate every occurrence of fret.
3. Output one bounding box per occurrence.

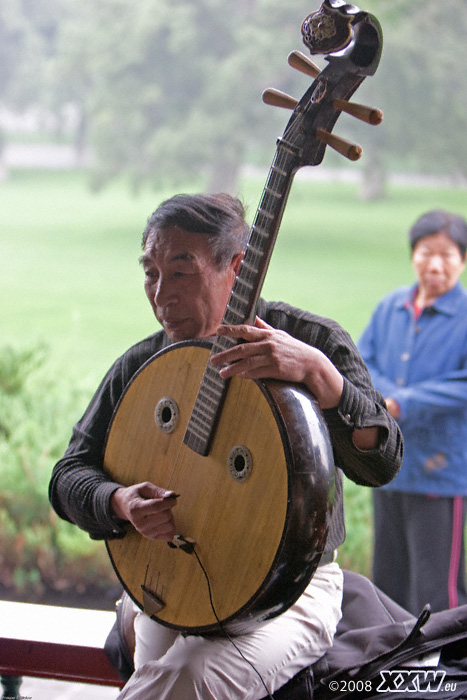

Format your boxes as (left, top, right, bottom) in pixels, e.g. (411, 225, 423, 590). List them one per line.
(193, 395, 221, 414)
(202, 372, 224, 391)
(240, 259, 259, 274)
(250, 224, 270, 240)
(224, 305, 245, 322)
(191, 401, 216, 420)
(211, 337, 236, 354)
(204, 362, 225, 380)
(264, 186, 282, 199)
(200, 394, 222, 415)
(270, 164, 288, 177)
(229, 288, 248, 305)
(192, 394, 217, 417)
(200, 385, 223, 405)
(233, 278, 254, 295)
(228, 295, 249, 314)
(186, 417, 210, 439)
(192, 400, 215, 420)
(227, 306, 247, 323)
(276, 138, 301, 157)
(246, 243, 265, 261)
(185, 433, 202, 452)
(184, 430, 206, 453)
(184, 393, 228, 455)
(190, 400, 218, 425)
(244, 243, 264, 258)
(255, 209, 274, 222)
(190, 404, 215, 426)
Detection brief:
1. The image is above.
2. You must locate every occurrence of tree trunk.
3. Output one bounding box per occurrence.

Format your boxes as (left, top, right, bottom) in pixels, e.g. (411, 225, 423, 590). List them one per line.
(359, 151, 387, 201)
(0, 129, 7, 181)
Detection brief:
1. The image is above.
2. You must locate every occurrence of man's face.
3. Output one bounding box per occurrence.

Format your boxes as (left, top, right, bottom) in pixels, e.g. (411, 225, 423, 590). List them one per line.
(141, 226, 240, 342)
(412, 231, 465, 304)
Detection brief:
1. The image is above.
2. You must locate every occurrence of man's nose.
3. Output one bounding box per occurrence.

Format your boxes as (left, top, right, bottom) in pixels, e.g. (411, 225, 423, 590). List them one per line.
(154, 276, 176, 306)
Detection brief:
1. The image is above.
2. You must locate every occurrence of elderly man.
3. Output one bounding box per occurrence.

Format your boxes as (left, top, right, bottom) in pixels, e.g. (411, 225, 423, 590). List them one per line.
(50, 193, 402, 700)
(359, 209, 467, 616)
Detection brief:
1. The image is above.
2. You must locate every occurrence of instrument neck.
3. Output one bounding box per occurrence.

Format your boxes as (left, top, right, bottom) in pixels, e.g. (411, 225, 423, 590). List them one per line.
(184, 140, 299, 456)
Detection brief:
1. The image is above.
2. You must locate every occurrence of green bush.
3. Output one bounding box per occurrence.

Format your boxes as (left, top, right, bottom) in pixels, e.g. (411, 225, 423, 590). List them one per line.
(338, 480, 374, 578)
(0, 344, 116, 599)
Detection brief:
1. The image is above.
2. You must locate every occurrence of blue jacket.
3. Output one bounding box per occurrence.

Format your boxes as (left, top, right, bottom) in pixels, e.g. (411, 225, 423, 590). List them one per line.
(358, 282, 467, 496)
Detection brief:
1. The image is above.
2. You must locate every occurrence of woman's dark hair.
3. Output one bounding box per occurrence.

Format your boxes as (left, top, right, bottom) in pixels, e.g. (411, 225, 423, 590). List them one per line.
(142, 193, 250, 269)
(409, 210, 467, 258)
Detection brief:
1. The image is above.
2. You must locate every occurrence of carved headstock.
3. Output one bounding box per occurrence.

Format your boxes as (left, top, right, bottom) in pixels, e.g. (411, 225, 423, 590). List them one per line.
(263, 0, 383, 165)
(301, 0, 361, 55)
(216, 2, 384, 335)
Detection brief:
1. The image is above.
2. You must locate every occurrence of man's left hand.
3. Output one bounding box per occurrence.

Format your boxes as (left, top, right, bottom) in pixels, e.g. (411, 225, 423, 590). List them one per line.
(211, 317, 344, 410)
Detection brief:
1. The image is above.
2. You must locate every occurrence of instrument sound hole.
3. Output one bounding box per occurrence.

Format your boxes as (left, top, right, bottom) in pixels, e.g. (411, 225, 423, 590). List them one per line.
(161, 407, 172, 423)
(228, 445, 253, 482)
(154, 397, 179, 433)
(234, 455, 245, 472)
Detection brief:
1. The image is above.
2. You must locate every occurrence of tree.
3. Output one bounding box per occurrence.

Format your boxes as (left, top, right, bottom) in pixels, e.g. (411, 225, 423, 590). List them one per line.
(4, 0, 467, 197)
(47, 0, 315, 193)
(350, 0, 467, 198)
(0, 0, 46, 177)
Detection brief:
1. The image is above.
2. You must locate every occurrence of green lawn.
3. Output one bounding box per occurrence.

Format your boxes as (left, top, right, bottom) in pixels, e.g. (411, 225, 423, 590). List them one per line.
(2, 168, 466, 386)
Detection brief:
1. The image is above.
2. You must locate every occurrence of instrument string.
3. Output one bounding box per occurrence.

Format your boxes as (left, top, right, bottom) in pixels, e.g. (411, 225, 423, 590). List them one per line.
(192, 548, 276, 700)
(146, 440, 186, 576)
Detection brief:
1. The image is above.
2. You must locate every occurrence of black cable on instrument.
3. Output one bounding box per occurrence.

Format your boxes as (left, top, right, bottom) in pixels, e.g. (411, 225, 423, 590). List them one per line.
(192, 548, 276, 700)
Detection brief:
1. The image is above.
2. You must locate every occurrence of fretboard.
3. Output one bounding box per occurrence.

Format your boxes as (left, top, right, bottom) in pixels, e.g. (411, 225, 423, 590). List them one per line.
(184, 137, 301, 456)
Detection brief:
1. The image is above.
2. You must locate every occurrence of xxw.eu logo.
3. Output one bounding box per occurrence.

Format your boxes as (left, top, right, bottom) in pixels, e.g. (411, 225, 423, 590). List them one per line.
(377, 669, 451, 693)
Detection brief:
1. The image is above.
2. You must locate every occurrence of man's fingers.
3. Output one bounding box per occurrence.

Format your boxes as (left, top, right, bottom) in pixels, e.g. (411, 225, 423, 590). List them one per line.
(216, 322, 267, 340)
(137, 482, 177, 501)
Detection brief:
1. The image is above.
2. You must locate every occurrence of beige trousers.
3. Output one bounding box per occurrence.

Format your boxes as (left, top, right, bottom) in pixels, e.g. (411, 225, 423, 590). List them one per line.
(118, 562, 343, 700)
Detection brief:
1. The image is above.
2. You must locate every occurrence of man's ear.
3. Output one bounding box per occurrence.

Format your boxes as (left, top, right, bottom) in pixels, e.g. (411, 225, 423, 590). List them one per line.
(231, 252, 244, 275)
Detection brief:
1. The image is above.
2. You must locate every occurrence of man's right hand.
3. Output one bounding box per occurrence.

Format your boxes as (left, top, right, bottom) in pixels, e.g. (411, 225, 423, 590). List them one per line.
(110, 482, 178, 541)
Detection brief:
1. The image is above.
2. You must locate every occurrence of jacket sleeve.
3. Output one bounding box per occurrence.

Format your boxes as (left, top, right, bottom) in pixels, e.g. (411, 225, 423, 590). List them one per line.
(322, 325, 403, 487)
(48, 359, 129, 540)
(391, 368, 467, 421)
(49, 333, 165, 540)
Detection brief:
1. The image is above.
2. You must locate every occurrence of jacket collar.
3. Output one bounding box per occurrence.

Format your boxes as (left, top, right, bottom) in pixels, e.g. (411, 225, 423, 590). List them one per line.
(399, 281, 465, 317)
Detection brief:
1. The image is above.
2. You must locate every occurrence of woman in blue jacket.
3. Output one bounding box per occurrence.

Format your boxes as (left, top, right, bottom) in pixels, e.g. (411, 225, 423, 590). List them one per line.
(358, 209, 467, 615)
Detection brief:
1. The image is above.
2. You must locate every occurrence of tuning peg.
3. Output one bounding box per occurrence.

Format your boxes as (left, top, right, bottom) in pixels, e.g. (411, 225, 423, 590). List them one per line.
(262, 88, 298, 110)
(288, 50, 321, 79)
(333, 98, 383, 126)
(316, 128, 362, 161)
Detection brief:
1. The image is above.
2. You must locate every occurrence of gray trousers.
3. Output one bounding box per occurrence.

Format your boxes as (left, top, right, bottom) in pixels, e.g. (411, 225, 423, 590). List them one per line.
(117, 563, 343, 700)
(373, 489, 467, 616)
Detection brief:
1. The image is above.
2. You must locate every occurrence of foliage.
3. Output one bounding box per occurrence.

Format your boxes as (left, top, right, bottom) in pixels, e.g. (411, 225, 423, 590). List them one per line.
(2, 0, 467, 193)
(338, 481, 373, 578)
(349, 0, 467, 184)
(0, 344, 46, 396)
(0, 342, 116, 598)
(42, 0, 314, 192)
